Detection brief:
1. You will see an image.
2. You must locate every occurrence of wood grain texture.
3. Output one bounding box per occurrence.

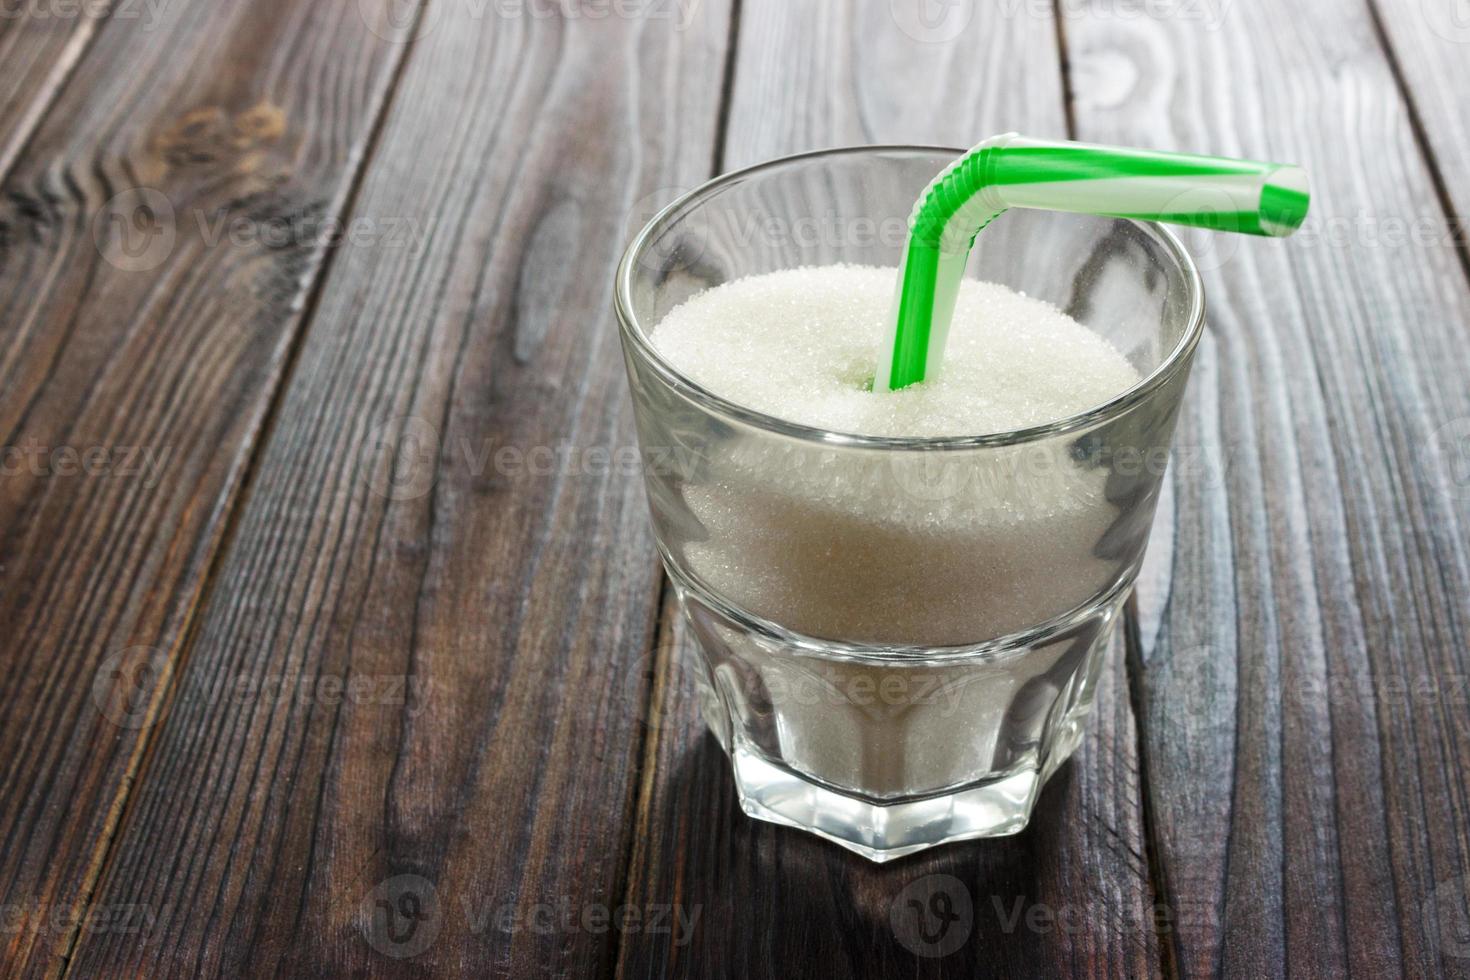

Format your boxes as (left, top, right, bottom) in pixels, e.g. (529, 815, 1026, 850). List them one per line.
(0, 2, 106, 180)
(721, 0, 1071, 163)
(63, 2, 731, 976)
(1061, 0, 1470, 974)
(615, 2, 1161, 976)
(1369, 0, 1470, 240)
(0, 2, 414, 976)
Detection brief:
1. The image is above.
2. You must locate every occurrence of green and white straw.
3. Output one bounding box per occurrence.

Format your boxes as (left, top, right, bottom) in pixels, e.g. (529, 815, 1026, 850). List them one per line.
(875, 133, 1310, 391)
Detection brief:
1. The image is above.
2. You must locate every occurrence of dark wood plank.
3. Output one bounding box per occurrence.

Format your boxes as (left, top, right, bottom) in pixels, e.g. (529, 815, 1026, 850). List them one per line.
(65, 3, 732, 976)
(0, 2, 418, 975)
(1060, 0, 1470, 975)
(616, 2, 1162, 976)
(0, 2, 106, 178)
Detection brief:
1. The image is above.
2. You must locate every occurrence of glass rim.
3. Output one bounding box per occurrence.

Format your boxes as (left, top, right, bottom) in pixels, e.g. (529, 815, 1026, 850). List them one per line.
(614, 144, 1207, 451)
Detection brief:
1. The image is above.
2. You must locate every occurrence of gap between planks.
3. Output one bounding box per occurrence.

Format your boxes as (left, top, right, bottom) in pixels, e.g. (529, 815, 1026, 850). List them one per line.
(44, 2, 439, 976)
(607, 3, 744, 977)
(1361, 0, 1470, 291)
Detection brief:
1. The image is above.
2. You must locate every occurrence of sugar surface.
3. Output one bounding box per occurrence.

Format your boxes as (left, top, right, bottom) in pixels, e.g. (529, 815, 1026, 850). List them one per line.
(651, 265, 1140, 436)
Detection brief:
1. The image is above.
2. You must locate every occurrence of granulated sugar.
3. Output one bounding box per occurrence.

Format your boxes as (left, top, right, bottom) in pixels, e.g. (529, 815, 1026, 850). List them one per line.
(652, 265, 1138, 437)
(648, 265, 1142, 649)
(645, 265, 1149, 794)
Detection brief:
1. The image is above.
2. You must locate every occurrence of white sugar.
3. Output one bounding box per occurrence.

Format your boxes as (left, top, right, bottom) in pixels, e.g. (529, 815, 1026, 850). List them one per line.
(643, 265, 1148, 794)
(645, 264, 1144, 652)
(651, 264, 1139, 437)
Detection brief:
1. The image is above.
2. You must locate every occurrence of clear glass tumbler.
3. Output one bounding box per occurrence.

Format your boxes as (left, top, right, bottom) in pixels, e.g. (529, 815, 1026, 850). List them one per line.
(615, 147, 1204, 862)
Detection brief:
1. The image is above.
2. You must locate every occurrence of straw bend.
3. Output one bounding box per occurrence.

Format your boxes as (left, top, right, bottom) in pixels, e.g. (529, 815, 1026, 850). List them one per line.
(875, 133, 1310, 391)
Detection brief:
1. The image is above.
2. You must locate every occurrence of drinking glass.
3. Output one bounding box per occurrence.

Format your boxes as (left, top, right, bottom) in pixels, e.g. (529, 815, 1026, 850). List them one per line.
(615, 146, 1204, 862)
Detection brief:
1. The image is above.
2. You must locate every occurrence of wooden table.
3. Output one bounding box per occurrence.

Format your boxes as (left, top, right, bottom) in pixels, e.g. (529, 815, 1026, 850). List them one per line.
(3, 0, 1469, 976)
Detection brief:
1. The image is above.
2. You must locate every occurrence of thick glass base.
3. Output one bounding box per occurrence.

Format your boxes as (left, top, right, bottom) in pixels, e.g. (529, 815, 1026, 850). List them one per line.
(727, 704, 1088, 863)
(672, 567, 1127, 862)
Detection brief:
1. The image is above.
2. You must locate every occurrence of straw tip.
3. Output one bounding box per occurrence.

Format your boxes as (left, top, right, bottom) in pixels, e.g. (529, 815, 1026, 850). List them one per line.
(1259, 165, 1310, 236)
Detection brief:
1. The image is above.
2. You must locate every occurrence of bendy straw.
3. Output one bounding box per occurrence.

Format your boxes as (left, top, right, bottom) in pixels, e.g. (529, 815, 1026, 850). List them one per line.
(874, 133, 1310, 391)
